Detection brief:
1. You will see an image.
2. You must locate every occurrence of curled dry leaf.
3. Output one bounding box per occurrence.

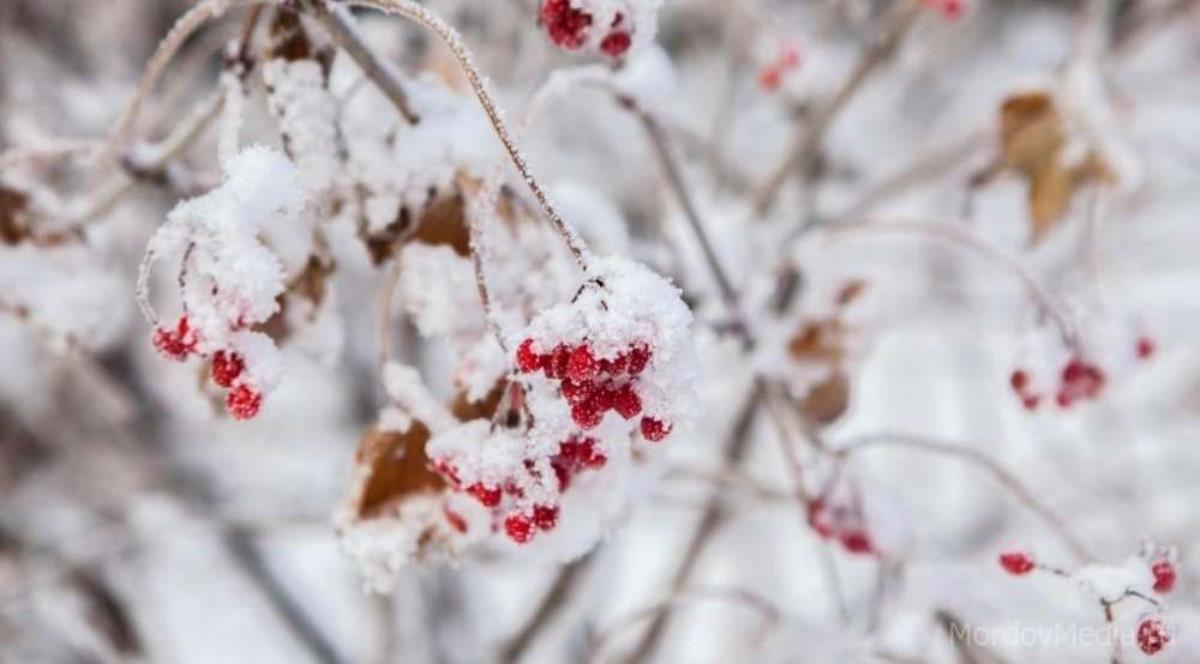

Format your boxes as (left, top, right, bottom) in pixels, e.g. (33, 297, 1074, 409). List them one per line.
(799, 370, 850, 425)
(988, 91, 1114, 244)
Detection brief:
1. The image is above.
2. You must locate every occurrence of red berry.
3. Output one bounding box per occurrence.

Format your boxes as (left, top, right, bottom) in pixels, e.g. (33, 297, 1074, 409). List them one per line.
(432, 460, 460, 486)
(467, 483, 502, 508)
(571, 400, 603, 429)
(545, 344, 571, 379)
(640, 416, 671, 442)
(627, 345, 651, 375)
(560, 379, 594, 405)
(592, 384, 617, 411)
(759, 66, 783, 92)
(999, 551, 1035, 575)
(516, 339, 543, 372)
(599, 31, 631, 58)
(504, 513, 534, 544)
(444, 507, 468, 533)
(1022, 395, 1040, 411)
(532, 504, 559, 531)
(1137, 336, 1156, 360)
(567, 345, 598, 382)
(1138, 618, 1169, 655)
(539, 0, 592, 50)
(599, 354, 627, 376)
(839, 530, 874, 555)
(1010, 369, 1029, 393)
(1152, 560, 1177, 594)
(806, 499, 835, 539)
(1056, 390, 1074, 409)
(152, 315, 197, 361)
(225, 385, 263, 420)
(551, 459, 572, 490)
(613, 385, 642, 419)
(211, 350, 245, 388)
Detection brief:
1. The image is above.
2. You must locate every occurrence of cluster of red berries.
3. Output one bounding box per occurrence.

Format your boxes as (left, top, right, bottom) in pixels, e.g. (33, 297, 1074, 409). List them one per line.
(538, 0, 634, 58)
(516, 338, 671, 443)
(434, 435, 608, 545)
(1010, 356, 1105, 411)
(1138, 618, 1170, 656)
(759, 41, 802, 92)
(806, 497, 875, 556)
(152, 314, 263, 419)
(1151, 558, 1177, 594)
(923, 0, 965, 20)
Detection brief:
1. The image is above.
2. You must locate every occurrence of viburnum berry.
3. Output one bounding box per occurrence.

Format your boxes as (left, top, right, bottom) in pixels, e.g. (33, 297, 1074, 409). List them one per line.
(152, 315, 198, 361)
(572, 400, 604, 429)
(1137, 335, 1156, 360)
(759, 41, 802, 92)
(516, 339, 543, 372)
(225, 385, 263, 420)
(599, 30, 631, 58)
(211, 350, 245, 388)
(1152, 560, 1177, 594)
(806, 499, 836, 539)
(532, 504, 559, 531)
(504, 512, 535, 544)
(1010, 369, 1029, 392)
(467, 483, 502, 508)
(999, 550, 1036, 575)
(1057, 357, 1105, 408)
(613, 384, 642, 419)
(539, 0, 593, 51)
(1138, 618, 1169, 655)
(839, 530, 874, 555)
(567, 345, 598, 382)
(627, 344, 651, 375)
(640, 416, 670, 442)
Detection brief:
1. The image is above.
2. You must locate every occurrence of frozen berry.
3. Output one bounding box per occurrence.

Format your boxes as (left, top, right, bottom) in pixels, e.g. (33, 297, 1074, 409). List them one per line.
(806, 500, 835, 539)
(640, 416, 671, 442)
(627, 344, 651, 375)
(567, 345, 599, 382)
(1022, 395, 1040, 411)
(571, 400, 604, 429)
(152, 315, 197, 361)
(613, 384, 642, 419)
(839, 530, 874, 555)
(467, 483, 502, 508)
(561, 379, 594, 405)
(1138, 618, 1169, 655)
(599, 31, 631, 58)
(539, 0, 592, 51)
(211, 350, 244, 388)
(225, 385, 263, 420)
(532, 504, 559, 531)
(999, 551, 1035, 575)
(505, 513, 535, 544)
(1137, 336, 1156, 360)
(1010, 369, 1029, 392)
(516, 339, 543, 372)
(1152, 560, 1177, 594)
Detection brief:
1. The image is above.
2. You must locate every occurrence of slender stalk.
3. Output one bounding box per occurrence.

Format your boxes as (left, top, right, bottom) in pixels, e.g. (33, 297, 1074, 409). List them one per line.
(834, 431, 1093, 563)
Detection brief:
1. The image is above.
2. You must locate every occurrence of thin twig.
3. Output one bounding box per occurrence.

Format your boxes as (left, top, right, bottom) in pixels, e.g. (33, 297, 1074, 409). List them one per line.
(500, 555, 592, 663)
(834, 431, 1094, 563)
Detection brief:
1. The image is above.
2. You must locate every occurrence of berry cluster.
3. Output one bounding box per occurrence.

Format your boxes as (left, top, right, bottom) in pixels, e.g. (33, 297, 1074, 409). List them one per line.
(806, 497, 875, 556)
(432, 432, 609, 545)
(1151, 559, 1177, 594)
(151, 314, 265, 420)
(923, 0, 965, 20)
(516, 338, 670, 442)
(1138, 618, 1169, 656)
(1010, 335, 1156, 411)
(759, 41, 802, 92)
(538, 0, 637, 59)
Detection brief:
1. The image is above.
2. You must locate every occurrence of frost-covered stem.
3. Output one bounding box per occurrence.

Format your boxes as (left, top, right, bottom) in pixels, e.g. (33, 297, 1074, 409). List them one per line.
(376, 256, 404, 368)
(305, 0, 419, 124)
(590, 587, 782, 664)
(465, 180, 509, 353)
(834, 431, 1094, 563)
(824, 219, 1081, 350)
(105, 0, 249, 160)
(341, 0, 592, 269)
(636, 107, 740, 311)
(753, 0, 923, 216)
(0, 140, 103, 171)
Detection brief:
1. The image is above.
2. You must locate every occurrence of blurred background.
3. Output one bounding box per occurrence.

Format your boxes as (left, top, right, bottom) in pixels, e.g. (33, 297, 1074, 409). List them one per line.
(3, 0, 1200, 662)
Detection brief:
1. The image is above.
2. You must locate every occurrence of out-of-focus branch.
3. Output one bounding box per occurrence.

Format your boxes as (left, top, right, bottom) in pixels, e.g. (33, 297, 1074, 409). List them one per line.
(304, 0, 419, 124)
(500, 555, 592, 663)
(834, 431, 1094, 563)
(753, 0, 924, 217)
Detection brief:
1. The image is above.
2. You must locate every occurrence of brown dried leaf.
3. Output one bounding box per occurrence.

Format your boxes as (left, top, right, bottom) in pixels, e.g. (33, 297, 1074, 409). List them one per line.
(0, 185, 30, 245)
(788, 319, 844, 365)
(264, 9, 333, 70)
(834, 279, 868, 309)
(799, 371, 850, 426)
(353, 422, 445, 520)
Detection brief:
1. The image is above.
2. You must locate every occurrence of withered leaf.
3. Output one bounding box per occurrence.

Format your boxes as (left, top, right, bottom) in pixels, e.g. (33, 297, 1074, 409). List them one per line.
(788, 319, 845, 365)
(353, 422, 445, 520)
(799, 370, 850, 426)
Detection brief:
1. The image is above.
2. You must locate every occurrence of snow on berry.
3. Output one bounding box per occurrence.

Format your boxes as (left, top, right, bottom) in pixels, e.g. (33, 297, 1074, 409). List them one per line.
(537, 0, 662, 60)
(140, 146, 304, 418)
(1138, 618, 1170, 655)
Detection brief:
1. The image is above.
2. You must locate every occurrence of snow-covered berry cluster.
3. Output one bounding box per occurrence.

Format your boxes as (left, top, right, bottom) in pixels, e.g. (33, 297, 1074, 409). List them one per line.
(1138, 618, 1170, 656)
(759, 40, 802, 93)
(537, 0, 661, 59)
(1009, 333, 1156, 411)
(142, 146, 302, 419)
(426, 257, 695, 550)
(923, 0, 966, 20)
